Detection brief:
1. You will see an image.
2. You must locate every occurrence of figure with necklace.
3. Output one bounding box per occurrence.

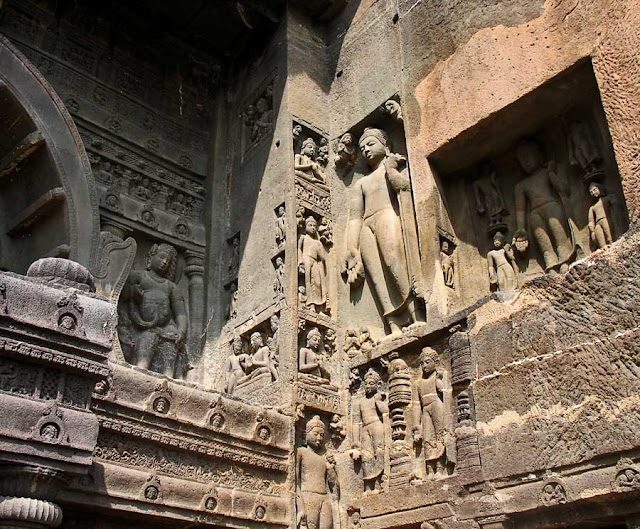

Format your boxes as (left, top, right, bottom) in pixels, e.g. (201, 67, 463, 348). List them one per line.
(118, 243, 188, 378)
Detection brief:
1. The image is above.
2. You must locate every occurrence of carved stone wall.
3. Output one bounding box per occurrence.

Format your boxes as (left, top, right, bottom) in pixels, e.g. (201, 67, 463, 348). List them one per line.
(0, 1, 639, 529)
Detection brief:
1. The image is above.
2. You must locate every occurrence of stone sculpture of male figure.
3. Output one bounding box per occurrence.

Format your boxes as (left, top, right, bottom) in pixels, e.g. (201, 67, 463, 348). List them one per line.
(297, 416, 338, 529)
(351, 368, 388, 492)
(299, 327, 330, 381)
(118, 243, 188, 378)
(412, 348, 454, 478)
(344, 127, 423, 337)
(513, 140, 575, 272)
(224, 336, 249, 394)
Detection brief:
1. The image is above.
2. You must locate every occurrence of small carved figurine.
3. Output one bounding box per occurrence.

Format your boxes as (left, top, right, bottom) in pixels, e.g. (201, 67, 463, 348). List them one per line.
(588, 181, 614, 249)
(118, 244, 188, 379)
(351, 368, 387, 493)
(324, 328, 337, 355)
(251, 97, 273, 142)
(296, 416, 339, 529)
(295, 138, 326, 184)
(383, 99, 403, 122)
(318, 217, 333, 246)
(329, 413, 346, 443)
(344, 329, 360, 358)
(298, 286, 307, 306)
(412, 348, 454, 479)
(298, 217, 328, 314)
(440, 240, 455, 289)
(228, 282, 239, 320)
(318, 137, 330, 167)
(224, 336, 249, 394)
(473, 162, 508, 232)
(359, 326, 377, 355)
(296, 206, 306, 230)
(229, 236, 240, 277)
(334, 132, 357, 169)
(299, 327, 330, 380)
(274, 256, 285, 296)
(487, 232, 518, 292)
(246, 331, 278, 382)
(275, 205, 286, 247)
(168, 193, 187, 215)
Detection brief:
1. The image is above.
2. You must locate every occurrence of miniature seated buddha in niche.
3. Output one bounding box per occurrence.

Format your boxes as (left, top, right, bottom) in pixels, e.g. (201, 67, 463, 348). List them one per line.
(295, 137, 326, 184)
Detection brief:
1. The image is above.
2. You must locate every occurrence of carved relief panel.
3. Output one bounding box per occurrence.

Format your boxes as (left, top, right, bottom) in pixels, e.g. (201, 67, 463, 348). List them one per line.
(432, 64, 628, 302)
(342, 334, 467, 500)
(223, 313, 281, 398)
(334, 97, 426, 338)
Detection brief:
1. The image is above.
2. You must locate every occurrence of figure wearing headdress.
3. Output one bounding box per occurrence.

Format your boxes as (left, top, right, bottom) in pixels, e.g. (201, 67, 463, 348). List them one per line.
(118, 243, 188, 378)
(412, 348, 455, 478)
(295, 137, 326, 183)
(298, 216, 328, 314)
(297, 416, 338, 529)
(351, 368, 388, 492)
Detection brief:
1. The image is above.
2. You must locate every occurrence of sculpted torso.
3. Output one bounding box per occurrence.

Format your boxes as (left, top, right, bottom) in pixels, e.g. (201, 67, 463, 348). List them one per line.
(417, 373, 440, 406)
(515, 168, 557, 210)
(130, 271, 176, 327)
(357, 164, 397, 219)
(299, 447, 328, 493)
(356, 394, 384, 425)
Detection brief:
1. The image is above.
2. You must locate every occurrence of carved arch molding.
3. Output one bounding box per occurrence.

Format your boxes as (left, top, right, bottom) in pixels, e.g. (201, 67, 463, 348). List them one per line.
(0, 35, 99, 273)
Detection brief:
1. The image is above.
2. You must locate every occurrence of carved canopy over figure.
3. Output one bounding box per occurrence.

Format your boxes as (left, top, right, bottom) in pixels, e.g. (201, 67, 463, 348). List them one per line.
(351, 368, 387, 492)
(344, 127, 424, 337)
(513, 140, 576, 273)
(296, 415, 339, 529)
(118, 243, 188, 379)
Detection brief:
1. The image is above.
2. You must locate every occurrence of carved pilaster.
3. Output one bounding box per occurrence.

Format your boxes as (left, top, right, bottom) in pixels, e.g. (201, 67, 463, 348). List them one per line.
(185, 251, 206, 361)
(387, 352, 413, 489)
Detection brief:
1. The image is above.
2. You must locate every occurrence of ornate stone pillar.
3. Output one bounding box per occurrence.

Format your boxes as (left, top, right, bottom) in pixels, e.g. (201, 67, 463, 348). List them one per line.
(450, 330, 481, 474)
(0, 258, 112, 529)
(387, 351, 413, 488)
(0, 466, 66, 529)
(185, 251, 206, 362)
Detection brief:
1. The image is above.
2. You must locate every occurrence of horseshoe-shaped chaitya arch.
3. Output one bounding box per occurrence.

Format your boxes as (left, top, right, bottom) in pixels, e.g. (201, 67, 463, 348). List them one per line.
(0, 35, 99, 273)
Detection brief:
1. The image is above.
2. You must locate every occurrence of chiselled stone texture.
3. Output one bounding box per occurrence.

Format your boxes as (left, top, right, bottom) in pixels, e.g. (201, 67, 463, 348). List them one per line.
(474, 227, 640, 478)
(0, 0, 639, 529)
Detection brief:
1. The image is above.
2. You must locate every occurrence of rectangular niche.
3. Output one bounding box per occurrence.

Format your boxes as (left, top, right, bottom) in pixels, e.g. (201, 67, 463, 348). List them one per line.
(429, 60, 629, 300)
